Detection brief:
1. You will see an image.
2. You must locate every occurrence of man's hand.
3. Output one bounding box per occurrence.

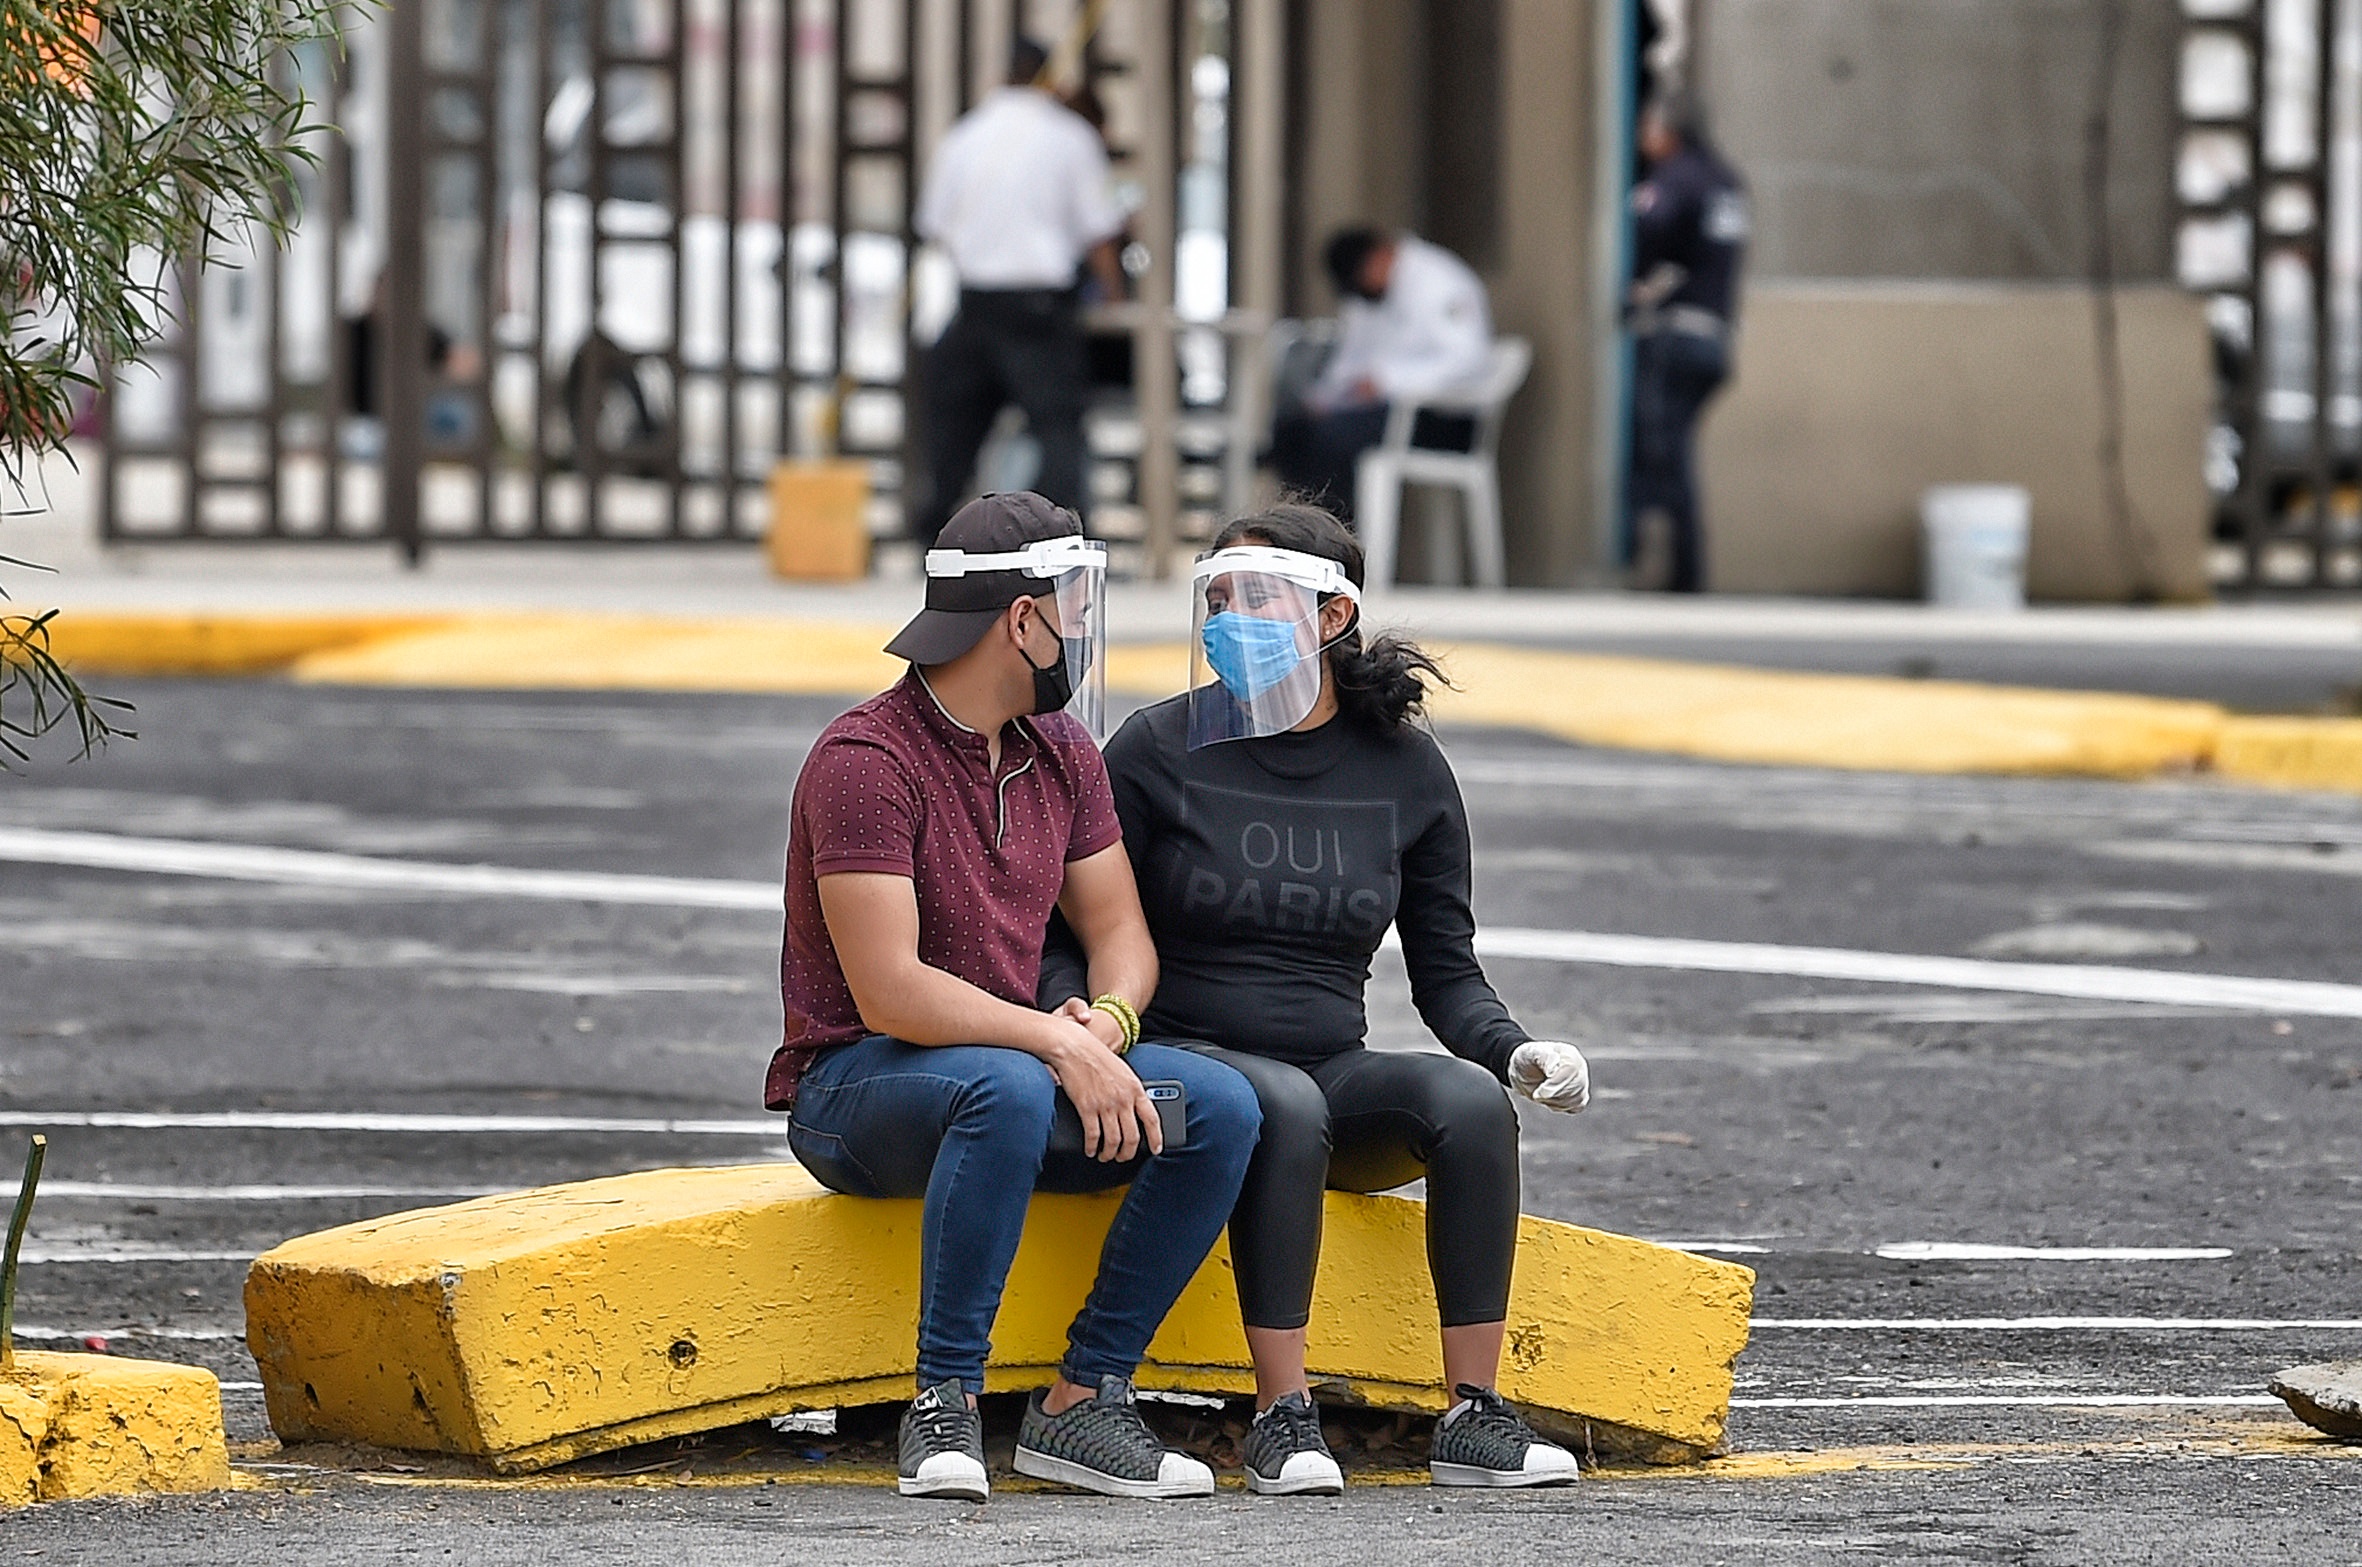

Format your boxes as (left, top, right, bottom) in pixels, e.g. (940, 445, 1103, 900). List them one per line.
(1508, 1040, 1591, 1114)
(1039, 1014, 1161, 1161)
(1054, 995, 1129, 1054)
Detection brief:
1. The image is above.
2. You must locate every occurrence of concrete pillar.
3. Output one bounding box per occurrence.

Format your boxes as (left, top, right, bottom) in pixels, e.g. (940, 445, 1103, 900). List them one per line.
(1285, 0, 1612, 587)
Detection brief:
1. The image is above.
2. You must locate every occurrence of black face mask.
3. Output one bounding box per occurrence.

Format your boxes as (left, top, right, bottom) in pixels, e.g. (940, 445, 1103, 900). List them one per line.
(1016, 609, 1081, 716)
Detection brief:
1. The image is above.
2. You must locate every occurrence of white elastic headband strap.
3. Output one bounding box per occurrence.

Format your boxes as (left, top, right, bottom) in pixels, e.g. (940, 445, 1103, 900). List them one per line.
(926, 537, 1106, 579)
(1192, 545, 1358, 601)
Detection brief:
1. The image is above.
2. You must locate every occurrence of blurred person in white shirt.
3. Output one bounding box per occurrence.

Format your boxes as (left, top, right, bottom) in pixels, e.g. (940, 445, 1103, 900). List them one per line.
(1268, 229, 1491, 524)
(912, 38, 1127, 544)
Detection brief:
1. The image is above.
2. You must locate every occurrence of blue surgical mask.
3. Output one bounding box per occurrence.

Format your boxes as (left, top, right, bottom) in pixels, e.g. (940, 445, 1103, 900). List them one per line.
(1201, 611, 1305, 699)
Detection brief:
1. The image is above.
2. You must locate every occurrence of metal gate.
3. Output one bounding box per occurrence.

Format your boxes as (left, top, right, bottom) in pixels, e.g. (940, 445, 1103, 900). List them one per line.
(2180, 0, 2362, 589)
(99, 0, 1225, 572)
(106, 0, 809, 557)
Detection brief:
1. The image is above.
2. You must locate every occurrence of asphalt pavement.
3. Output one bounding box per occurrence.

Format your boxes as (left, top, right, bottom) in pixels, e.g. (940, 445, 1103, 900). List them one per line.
(1, 677, 2359, 1561)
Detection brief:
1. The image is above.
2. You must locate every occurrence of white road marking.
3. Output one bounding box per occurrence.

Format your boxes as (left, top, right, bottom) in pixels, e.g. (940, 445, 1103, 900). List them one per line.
(12, 827, 2362, 1019)
(0, 1109, 782, 1135)
(1467, 927, 2362, 1020)
(1753, 1317, 2362, 1331)
(1875, 1243, 2234, 1262)
(15, 1246, 257, 1264)
(1732, 1394, 2285, 1409)
(11, 1325, 244, 1343)
(38, 1181, 503, 1201)
(0, 827, 779, 910)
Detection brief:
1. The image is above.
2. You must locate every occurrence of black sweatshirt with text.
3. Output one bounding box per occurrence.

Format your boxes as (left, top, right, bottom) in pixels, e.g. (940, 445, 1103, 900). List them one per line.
(1040, 694, 1530, 1080)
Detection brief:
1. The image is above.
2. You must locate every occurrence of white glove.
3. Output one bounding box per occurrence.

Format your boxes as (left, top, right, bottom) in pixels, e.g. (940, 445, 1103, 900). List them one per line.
(1508, 1040, 1591, 1114)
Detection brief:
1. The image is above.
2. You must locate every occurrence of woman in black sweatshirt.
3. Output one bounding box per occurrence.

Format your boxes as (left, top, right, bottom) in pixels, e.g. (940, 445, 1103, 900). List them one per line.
(1041, 503, 1594, 1494)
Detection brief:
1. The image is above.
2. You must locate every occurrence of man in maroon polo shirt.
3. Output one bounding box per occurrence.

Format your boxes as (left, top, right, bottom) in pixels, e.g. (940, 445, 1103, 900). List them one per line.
(767, 493, 1261, 1504)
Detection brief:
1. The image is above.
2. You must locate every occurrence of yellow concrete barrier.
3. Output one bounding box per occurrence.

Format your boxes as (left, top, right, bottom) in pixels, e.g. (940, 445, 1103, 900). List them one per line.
(0, 1353, 231, 1505)
(244, 1163, 1753, 1473)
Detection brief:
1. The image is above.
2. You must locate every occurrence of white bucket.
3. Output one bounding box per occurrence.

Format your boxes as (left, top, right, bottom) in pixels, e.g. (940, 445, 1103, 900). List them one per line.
(1920, 485, 2030, 611)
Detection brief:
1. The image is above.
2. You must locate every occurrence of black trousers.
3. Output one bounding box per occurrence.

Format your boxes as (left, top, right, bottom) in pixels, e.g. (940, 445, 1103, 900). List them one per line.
(1182, 1043, 1521, 1331)
(1625, 328, 1729, 593)
(917, 288, 1090, 543)
(1267, 404, 1476, 526)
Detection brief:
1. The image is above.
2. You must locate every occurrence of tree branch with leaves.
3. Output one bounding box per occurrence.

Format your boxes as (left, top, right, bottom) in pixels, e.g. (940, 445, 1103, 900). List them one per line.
(0, 0, 340, 761)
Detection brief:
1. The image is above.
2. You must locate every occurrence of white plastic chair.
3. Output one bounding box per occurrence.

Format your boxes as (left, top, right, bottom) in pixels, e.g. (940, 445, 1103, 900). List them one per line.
(1352, 337, 1531, 590)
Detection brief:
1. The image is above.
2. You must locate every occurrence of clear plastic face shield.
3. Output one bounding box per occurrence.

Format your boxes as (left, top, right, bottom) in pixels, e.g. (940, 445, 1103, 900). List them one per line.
(1187, 546, 1359, 748)
(926, 535, 1109, 739)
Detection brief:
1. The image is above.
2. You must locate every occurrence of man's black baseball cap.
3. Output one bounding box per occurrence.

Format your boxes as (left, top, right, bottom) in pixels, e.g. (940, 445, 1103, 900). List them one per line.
(884, 492, 1083, 665)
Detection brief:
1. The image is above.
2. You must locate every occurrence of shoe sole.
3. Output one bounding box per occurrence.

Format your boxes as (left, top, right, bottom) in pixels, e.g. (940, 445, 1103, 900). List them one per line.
(1244, 1466, 1345, 1496)
(1013, 1446, 1213, 1499)
(897, 1473, 989, 1501)
(1429, 1460, 1580, 1489)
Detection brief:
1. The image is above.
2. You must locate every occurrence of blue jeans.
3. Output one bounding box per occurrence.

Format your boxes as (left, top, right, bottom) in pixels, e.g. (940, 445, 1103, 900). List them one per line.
(785, 1036, 1261, 1394)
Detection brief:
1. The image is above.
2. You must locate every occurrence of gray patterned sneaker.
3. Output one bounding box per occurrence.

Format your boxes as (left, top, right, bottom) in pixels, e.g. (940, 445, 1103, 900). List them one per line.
(1013, 1375, 1216, 1498)
(1428, 1384, 1581, 1488)
(1241, 1390, 1344, 1496)
(897, 1379, 988, 1501)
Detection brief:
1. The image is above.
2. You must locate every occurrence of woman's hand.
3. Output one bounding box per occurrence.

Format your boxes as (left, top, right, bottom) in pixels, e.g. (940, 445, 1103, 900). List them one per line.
(1508, 1040, 1591, 1114)
(1039, 1014, 1162, 1161)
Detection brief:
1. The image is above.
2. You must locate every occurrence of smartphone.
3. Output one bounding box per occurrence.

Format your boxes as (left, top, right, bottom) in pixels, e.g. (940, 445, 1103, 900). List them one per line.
(1141, 1080, 1188, 1152)
(1048, 1081, 1189, 1157)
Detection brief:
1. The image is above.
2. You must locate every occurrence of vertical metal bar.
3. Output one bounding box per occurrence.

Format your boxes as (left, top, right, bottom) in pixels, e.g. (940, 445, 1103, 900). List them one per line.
(1135, 0, 1180, 576)
(780, 0, 798, 465)
(264, 50, 286, 537)
(471, 2, 498, 539)
(897, 0, 919, 517)
(2309, 0, 2337, 585)
(384, 0, 429, 564)
(829, 0, 849, 459)
(97, 369, 117, 540)
(2238, 5, 2271, 588)
(1227, 0, 1282, 516)
(325, 12, 349, 538)
(666, 0, 688, 536)
(179, 256, 202, 539)
(724, 0, 745, 530)
(529, 0, 551, 534)
(585, 0, 611, 536)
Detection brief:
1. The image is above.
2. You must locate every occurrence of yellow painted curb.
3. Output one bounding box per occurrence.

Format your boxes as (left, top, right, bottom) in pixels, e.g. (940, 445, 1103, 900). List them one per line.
(0, 1352, 232, 1505)
(1425, 644, 2226, 779)
(47, 607, 2362, 794)
(289, 615, 914, 695)
(2214, 714, 2362, 792)
(38, 614, 449, 676)
(244, 1163, 1754, 1472)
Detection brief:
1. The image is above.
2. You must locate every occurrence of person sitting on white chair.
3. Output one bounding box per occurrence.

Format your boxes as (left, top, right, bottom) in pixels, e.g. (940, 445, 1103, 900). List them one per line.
(1268, 228, 1492, 526)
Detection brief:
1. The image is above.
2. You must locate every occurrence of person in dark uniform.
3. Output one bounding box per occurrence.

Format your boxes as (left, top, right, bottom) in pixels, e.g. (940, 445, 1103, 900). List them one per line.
(1626, 89, 1747, 593)
(911, 39, 1127, 544)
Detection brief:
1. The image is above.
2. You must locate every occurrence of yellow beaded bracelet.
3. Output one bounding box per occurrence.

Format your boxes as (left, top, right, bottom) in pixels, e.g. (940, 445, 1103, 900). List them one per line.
(1089, 994, 1140, 1054)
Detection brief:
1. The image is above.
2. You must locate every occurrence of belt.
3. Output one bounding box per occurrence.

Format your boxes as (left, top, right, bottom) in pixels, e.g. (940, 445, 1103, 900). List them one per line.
(1633, 304, 1729, 343)
(959, 285, 1078, 305)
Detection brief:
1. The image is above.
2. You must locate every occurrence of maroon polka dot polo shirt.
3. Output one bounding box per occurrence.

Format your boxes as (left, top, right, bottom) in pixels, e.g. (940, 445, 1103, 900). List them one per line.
(766, 669, 1120, 1109)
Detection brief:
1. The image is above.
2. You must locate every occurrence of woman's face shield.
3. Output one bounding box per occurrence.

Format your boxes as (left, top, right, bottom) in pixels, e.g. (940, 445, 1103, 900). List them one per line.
(925, 535, 1109, 739)
(1187, 546, 1358, 748)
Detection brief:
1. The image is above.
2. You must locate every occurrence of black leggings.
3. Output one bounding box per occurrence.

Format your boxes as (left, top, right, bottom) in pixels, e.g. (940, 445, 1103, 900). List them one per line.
(1182, 1044, 1520, 1330)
